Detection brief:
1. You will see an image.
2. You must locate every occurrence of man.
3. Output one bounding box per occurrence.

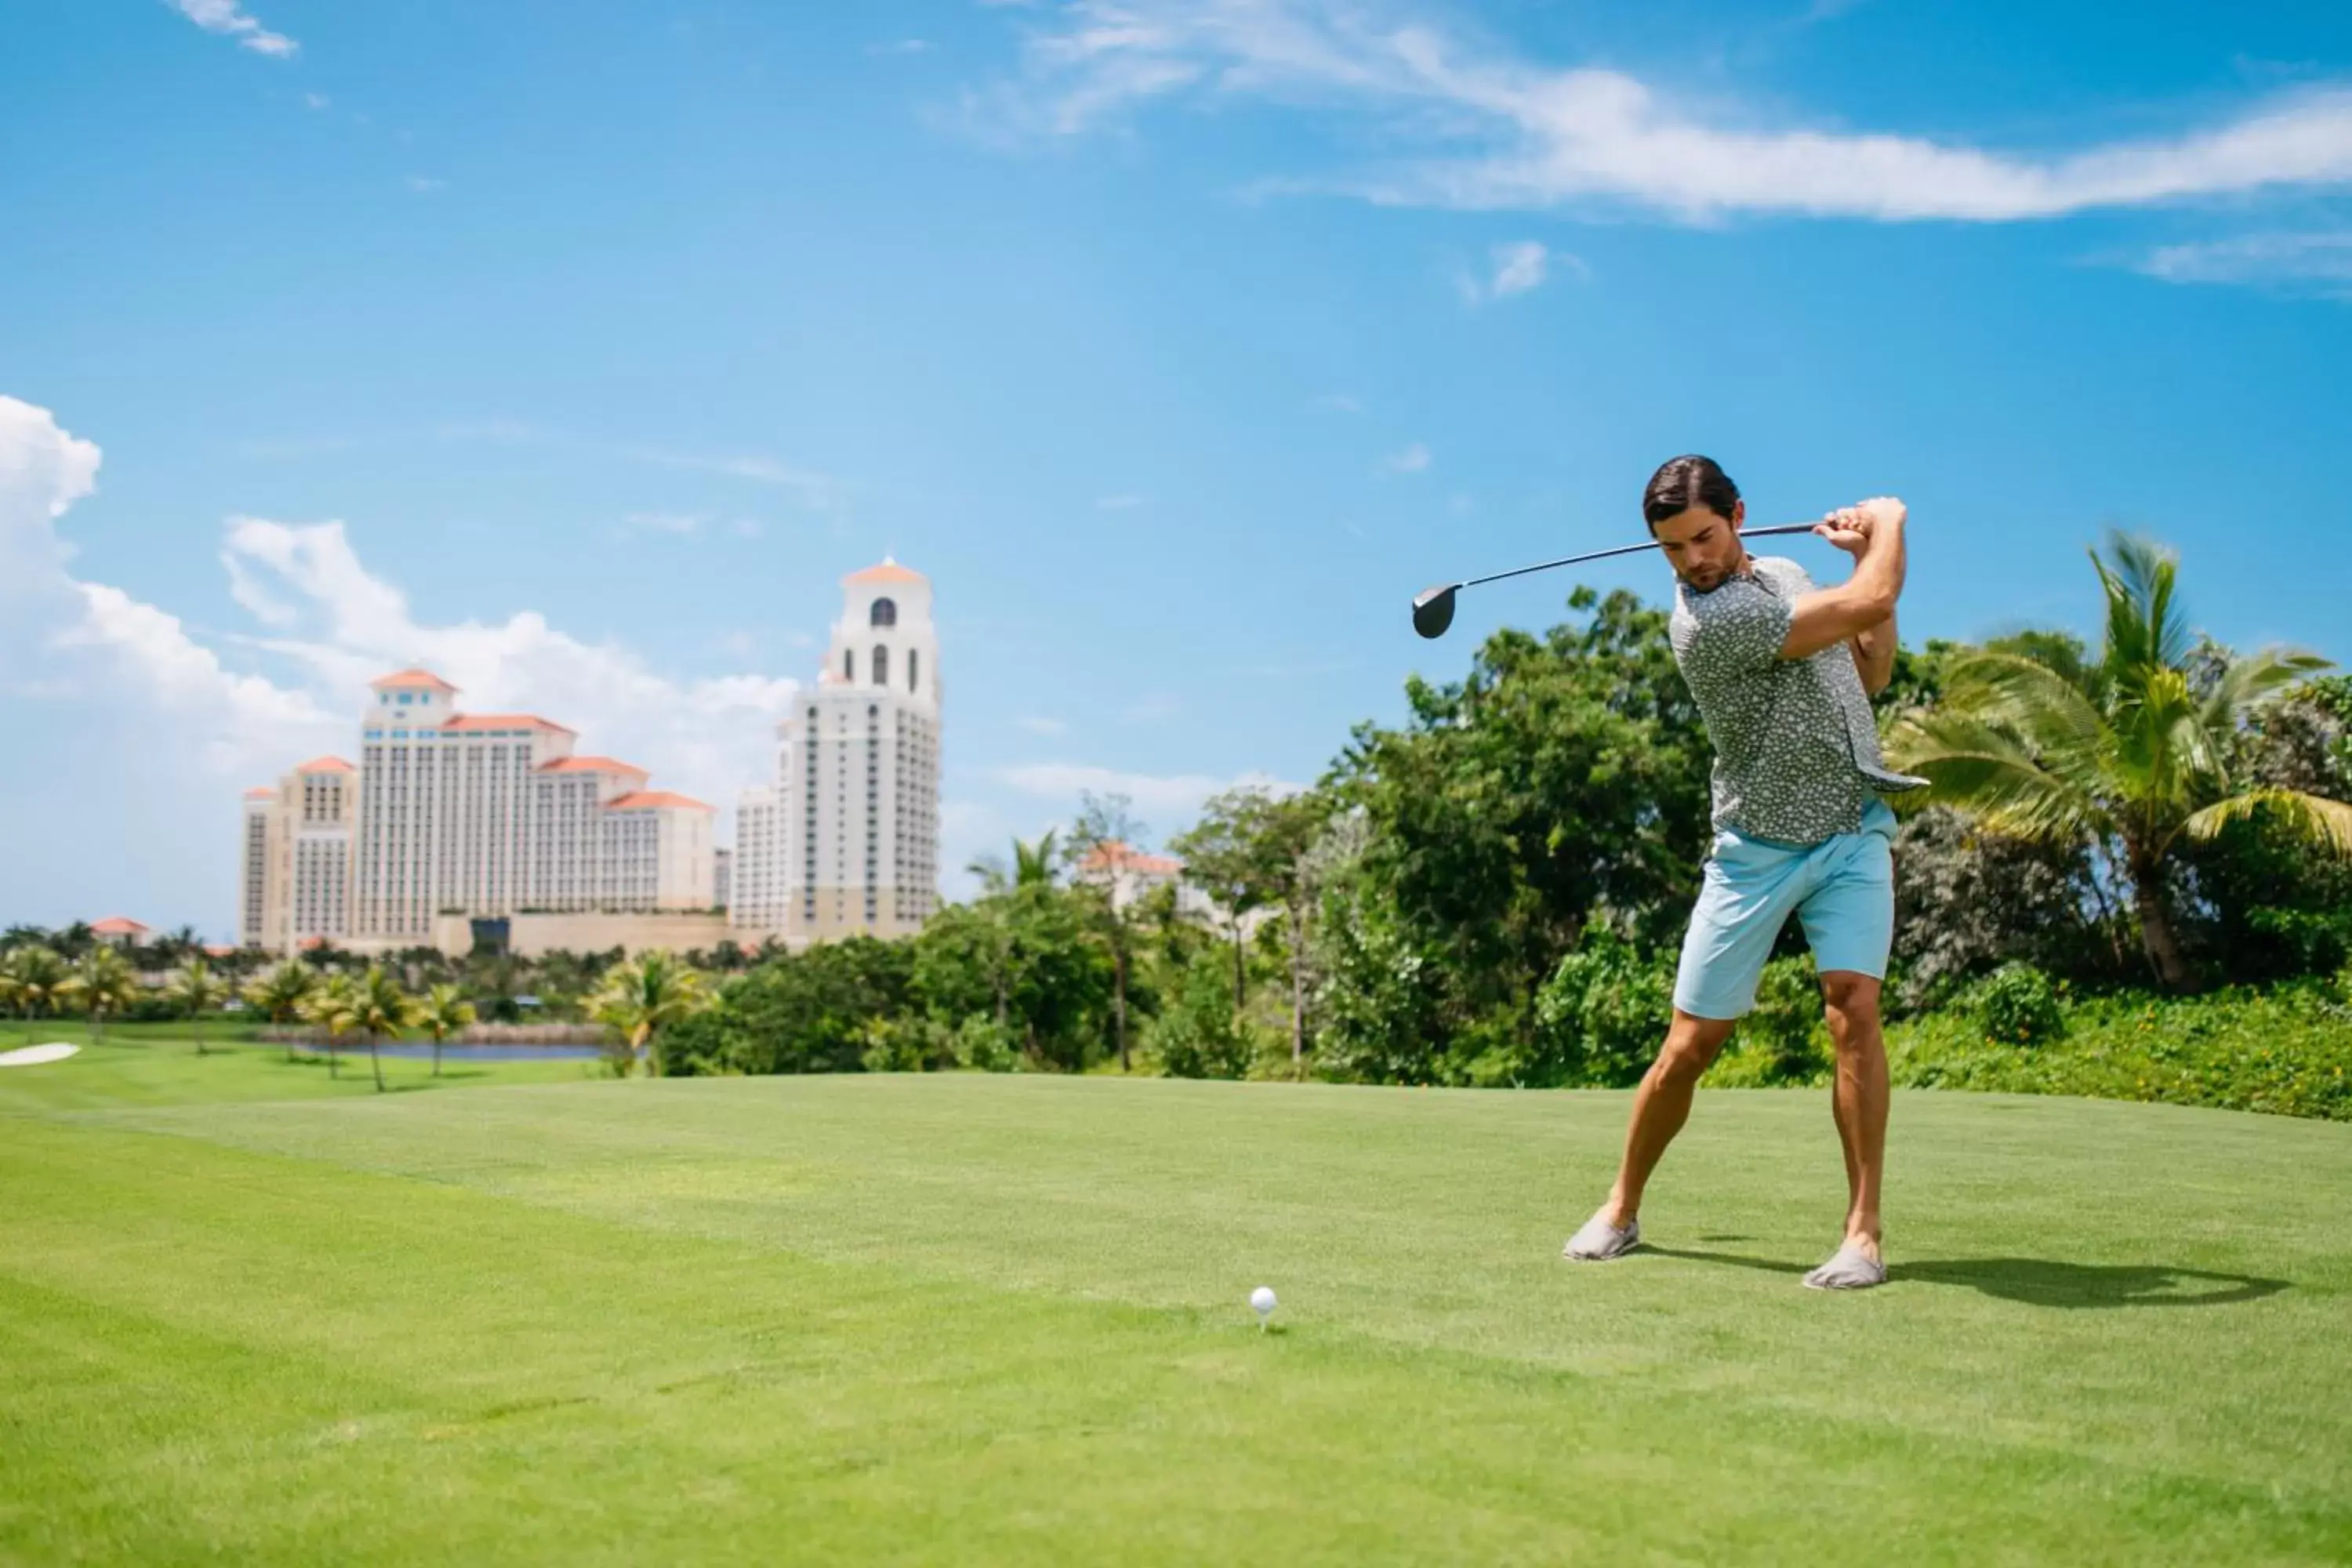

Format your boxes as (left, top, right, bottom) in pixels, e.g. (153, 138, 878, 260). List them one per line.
(1563, 455, 1923, 1290)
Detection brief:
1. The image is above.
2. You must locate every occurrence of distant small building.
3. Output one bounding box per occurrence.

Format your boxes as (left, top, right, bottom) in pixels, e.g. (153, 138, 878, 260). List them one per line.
(1075, 842, 1215, 920)
(89, 916, 151, 947)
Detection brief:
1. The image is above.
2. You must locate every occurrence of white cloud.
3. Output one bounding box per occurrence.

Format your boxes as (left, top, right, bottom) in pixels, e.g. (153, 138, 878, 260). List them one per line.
(405, 176, 448, 194)
(1018, 715, 1069, 735)
(619, 443, 848, 513)
(1381, 441, 1432, 475)
(998, 762, 1303, 822)
(1095, 493, 1145, 510)
(2134, 230, 2352, 296)
(1457, 239, 1570, 304)
(870, 38, 933, 56)
(165, 0, 296, 57)
(977, 1, 2352, 224)
(303, 92, 330, 110)
(1315, 393, 1366, 415)
(0, 394, 798, 818)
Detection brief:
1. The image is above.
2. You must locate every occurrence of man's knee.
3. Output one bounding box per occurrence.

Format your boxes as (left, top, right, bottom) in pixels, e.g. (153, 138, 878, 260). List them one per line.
(1817, 971, 1882, 1044)
(1655, 1013, 1735, 1083)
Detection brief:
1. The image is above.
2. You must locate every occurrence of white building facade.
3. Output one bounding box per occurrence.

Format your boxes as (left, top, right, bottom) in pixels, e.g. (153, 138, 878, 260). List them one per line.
(239, 670, 715, 953)
(732, 559, 942, 948)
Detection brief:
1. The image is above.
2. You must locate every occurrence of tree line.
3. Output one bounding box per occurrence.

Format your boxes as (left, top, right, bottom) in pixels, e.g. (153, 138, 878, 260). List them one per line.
(9, 532, 2347, 1091)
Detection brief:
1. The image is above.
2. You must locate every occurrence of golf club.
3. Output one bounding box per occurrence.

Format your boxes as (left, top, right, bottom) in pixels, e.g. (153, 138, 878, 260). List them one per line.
(1411, 521, 1826, 639)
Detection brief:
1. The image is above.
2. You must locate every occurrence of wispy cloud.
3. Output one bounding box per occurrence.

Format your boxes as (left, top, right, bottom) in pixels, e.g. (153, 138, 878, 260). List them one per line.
(973, 0, 2352, 224)
(1315, 393, 1366, 415)
(405, 176, 448, 195)
(998, 762, 1302, 819)
(869, 38, 933, 56)
(1457, 239, 1580, 304)
(619, 444, 849, 512)
(1381, 441, 1432, 475)
(303, 92, 330, 110)
(2133, 230, 2352, 296)
(1095, 493, 1145, 511)
(165, 0, 296, 57)
(1018, 715, 1069, 735)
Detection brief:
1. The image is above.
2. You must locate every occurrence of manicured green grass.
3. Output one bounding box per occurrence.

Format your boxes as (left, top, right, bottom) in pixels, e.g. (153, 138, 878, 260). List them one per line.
(3, 1050, 2348, 1563)
(0, 1023, 594, 1112)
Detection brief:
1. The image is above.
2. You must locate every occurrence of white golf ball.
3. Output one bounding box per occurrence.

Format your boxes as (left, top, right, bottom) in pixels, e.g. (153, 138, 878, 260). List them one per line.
(1250, 1286, 1277, 1316)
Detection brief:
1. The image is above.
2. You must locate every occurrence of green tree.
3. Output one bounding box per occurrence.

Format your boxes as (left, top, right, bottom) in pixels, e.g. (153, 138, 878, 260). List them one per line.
(673, 936, 915, 1076)
(243, 960, 318, 1061)
(300, 971, 358, 1078)
(1316, 586, 1713, 1070)
(416, 983, 477, 1078)
(588, 949, 710, 1077)
(166, 958, 230, 1057)
(1062, 792, 1150, 1072)
(1889, 534, 2351, 989)
(62, 947, 141, 1046)
(0, 946, 71, 1019)
(346, 965, 416, 1093)
(968, 831, 1061, 895)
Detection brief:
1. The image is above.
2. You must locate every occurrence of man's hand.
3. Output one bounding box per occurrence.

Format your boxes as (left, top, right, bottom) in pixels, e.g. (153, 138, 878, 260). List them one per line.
(1812, 496, 1905, 558)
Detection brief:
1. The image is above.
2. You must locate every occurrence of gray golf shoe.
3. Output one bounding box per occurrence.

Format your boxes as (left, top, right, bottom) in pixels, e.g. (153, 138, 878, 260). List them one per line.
(1802, 1243, 1887, 1290)
(1563, 1213, 1641, 1261)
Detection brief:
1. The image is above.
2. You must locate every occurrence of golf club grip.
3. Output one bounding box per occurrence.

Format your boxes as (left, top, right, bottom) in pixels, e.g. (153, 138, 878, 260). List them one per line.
(1460, 521, 1824, 590)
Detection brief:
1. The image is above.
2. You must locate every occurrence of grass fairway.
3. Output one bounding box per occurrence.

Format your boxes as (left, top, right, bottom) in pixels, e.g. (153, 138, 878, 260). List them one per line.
(3, 1049, 2349, 1563)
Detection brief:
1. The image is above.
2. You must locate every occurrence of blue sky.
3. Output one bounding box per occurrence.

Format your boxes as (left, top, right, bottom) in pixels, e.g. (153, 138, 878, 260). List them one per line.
(4, 0, 2350, 937)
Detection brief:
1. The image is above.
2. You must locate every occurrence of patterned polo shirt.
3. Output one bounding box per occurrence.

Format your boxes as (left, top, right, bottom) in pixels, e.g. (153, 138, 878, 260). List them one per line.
(1669, 555, 1927, 846)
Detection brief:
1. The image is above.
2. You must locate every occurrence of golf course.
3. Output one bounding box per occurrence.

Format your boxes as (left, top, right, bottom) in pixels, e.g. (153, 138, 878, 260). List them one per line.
(4, 1030, 2347, 1564)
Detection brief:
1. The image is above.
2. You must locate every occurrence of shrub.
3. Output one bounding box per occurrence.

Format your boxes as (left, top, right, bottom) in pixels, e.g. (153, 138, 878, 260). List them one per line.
(1973, 964, 2067, 1047)
(1149, 960, 1252, 1080)
(1530, 925, 1674, 1088)
(950, 1014, 1020, 1073)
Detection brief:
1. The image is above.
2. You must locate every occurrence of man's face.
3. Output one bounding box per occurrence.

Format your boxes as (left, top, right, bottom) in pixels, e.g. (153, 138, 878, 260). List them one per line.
(1651, 499, 1748, 592)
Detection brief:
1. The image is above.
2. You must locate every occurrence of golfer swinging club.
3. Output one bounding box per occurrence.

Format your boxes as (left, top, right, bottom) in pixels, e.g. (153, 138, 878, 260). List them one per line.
(1565, 455, 1924, 1290)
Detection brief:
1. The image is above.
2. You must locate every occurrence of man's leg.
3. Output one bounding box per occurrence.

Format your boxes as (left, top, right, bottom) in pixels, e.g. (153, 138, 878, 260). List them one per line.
(1818, 971, 1887, 1259)
(1796, 814, 1896, 1289)
(1601, 1010, 1739, 1228)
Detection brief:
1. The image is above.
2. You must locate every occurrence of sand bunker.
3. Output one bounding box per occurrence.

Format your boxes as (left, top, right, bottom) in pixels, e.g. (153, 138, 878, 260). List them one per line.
(0, 1042, 82, 1067)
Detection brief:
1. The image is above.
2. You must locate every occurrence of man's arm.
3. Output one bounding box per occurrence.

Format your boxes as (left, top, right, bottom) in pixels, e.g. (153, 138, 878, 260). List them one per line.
(1780, 497, 1906, 662)
(1849, 608, 1897, 697)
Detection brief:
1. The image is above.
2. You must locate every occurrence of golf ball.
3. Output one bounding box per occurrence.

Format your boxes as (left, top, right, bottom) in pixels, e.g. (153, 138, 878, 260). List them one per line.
(1250, 1286, 1277, 1316)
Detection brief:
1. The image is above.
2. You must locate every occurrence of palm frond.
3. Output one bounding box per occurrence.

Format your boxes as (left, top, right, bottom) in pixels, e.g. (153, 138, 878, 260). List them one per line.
(2094, 532, 2190, 675)
(2176, 789, 2352, 859)
(1885, 712, 2110, 845)
(1938, 651, 2108, 778)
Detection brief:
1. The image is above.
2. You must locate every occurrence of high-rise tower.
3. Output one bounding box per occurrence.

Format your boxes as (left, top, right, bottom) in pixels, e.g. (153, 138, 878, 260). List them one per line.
(733, 558, 941, 946)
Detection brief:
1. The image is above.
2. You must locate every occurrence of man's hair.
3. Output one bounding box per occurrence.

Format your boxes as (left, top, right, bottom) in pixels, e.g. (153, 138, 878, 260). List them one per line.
(1642, 455, 1740, 529)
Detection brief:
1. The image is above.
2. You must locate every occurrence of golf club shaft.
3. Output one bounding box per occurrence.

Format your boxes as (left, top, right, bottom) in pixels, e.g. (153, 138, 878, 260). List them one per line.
(1457, 521, 1823, 592)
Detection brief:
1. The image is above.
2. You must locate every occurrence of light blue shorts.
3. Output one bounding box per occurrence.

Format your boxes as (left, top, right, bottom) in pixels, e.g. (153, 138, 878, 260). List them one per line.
(1672, 799, 1897, 1020)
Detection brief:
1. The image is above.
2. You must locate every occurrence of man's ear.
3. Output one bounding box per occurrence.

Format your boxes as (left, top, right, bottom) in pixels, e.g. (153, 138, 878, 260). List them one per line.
(1732, 498, 1747, 528)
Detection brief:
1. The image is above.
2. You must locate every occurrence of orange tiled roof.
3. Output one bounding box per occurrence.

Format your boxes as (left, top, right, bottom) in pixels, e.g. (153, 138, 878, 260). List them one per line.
(439, 714, 579, 735)
(243, 786, 277, 800)
(295, 756, 354, 775)
(368, 668, 458, 691)
(1081, 841, 1182, 876)
(539, 756, 648, 775)
(90, 916, 151, 935)
(606, 790, 715, 812)
(845, 557, 924, 585)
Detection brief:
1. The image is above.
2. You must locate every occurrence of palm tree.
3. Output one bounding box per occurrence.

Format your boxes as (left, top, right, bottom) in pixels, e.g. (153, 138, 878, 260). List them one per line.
(415, 983, 477, 1078)
(62, 947, 142, 1046)
(967, 831, 1061, 896)
(2, 946, 71, 1019)
(167, 958, 230, 1057)
(346, 966, 416, 1094)
(243, 960, 318, 1061)
(1889, 533, 2352, 990)
(587, 949, 708, 1077)
(300, 972, 358, 1079)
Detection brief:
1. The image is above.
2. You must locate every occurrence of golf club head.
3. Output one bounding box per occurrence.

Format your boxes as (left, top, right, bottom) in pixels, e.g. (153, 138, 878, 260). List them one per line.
(1411, 584, 1458, 639)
